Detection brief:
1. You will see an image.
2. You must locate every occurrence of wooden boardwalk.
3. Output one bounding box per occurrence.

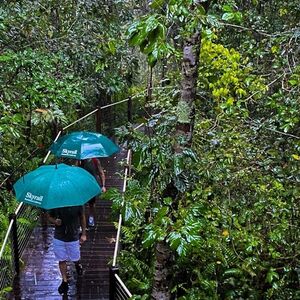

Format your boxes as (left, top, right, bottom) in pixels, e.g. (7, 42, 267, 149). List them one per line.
(10, 149, 126, 300)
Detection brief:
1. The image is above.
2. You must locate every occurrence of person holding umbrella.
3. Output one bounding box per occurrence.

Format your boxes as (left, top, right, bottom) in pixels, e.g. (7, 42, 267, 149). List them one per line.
(47, 206, 87, 295)
(13, 163, 102, 296)
(49, 131, 120, 228)
(80, 157, 106, 227)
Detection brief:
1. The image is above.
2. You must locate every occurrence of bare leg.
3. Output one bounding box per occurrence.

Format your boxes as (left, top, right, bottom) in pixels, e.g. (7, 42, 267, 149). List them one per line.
(59, 261, 68, 282)
(74, 260, 83, 275)
(58, 261, 69, 294)
(88, 198, 96, 226)
(89, 204, 96, 220)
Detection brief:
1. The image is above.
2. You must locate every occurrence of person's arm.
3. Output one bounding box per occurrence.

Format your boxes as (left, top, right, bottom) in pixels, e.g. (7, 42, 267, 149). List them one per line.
(79, 209, 87, 244)
(94, 159, 106, 192)
(46, 210, 62, 226)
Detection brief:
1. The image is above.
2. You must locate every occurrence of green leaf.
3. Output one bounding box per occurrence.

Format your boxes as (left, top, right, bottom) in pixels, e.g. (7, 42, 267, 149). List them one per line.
(222, 12, 235, 21)
(149, 0, 164, 9)
(266, 268, 279, 283)
(197, 5, 206, 16)
(224, 268, 243, 277)
(142, 228, 157, 247)
(174, 155, 184, 176)
(107, 41, 116, 54)
(223, 4, 233, 13)
(288, 79, 298, 86)
(147, 52, 158, 67)
(126, 20, 140, 36)
(155, 206, 169, 221)
(167, 231, 182, 250)
(176, 242, 188, 256)
(0, 54, 15, 62)
(145, 16, 159, 33)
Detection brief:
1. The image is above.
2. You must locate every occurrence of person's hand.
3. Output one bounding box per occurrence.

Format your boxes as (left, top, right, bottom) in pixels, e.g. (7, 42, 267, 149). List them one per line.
(80, 233, 87, 244)
(102, 186, 107, 193)
(55, 218, 62, 226)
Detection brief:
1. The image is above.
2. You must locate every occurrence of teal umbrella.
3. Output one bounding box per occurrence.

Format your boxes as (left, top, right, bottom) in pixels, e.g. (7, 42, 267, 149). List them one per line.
(13, 164, 101, 209)
(49, 131, 120, 160)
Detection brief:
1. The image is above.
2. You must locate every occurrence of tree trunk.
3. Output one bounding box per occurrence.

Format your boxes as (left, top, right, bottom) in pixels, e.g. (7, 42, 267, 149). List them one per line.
(179, 31, 201, 117)
(177, 1, 211, 139)
(151, 241, 173, 300)
(151, 2, 211, 299)
(25, 98, 32, 143)
(176, 31, 202, 144)
(145, 66, 153, 117)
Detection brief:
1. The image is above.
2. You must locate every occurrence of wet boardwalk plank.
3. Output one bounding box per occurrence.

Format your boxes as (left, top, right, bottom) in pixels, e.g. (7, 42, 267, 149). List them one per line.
(10, 150, 126, 300)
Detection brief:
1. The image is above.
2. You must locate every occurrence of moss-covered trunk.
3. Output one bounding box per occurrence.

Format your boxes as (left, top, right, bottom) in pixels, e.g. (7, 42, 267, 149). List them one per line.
(151, 241, 173, 300)
(151, 2, 211, 299)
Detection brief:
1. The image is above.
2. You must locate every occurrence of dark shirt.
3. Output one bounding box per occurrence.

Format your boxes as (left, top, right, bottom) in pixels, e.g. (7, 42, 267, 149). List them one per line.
(82, 158, 100, 178)
(49, 206, 83, 242)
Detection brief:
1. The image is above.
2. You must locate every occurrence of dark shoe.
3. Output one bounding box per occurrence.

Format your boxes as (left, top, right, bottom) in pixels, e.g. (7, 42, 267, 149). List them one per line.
(75, 263, 83, 276)
(58, 280, 68, 294)
(87, 225, 95, 231)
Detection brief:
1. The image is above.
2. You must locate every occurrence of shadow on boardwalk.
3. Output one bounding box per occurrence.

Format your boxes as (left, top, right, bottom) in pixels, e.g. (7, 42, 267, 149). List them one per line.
(10, 150, 126, 300)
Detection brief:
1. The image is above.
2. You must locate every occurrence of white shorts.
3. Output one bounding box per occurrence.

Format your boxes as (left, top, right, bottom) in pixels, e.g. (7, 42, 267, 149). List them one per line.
(53, 238, 80, 262)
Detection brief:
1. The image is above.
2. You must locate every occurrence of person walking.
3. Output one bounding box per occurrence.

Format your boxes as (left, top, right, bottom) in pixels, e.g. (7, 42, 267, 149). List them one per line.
(47, 206, 86, 295)
(81, 158, 106, 227)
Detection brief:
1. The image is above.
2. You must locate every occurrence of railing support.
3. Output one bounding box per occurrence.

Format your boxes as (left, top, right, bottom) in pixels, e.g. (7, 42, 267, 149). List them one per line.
(127, 96, 132, 122)
(109, 265, 119, 300)
(96, 106, 102, 133)
(9, 213, 20, 276)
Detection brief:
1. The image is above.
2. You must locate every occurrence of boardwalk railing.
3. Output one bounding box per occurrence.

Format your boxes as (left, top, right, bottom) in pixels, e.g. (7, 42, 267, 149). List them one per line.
(109, 124, 144, 300)
(109, 148, 133, 300)
(0, 203, 39, 296)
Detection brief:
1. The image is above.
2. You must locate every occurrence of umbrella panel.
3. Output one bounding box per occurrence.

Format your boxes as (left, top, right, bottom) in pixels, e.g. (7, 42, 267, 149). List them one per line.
(50, 131, 120, 159)
(13, 164, 101, 209)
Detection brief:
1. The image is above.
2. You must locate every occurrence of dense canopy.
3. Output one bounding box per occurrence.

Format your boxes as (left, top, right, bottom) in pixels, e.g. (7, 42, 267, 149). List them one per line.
(0, 1, 299, 299)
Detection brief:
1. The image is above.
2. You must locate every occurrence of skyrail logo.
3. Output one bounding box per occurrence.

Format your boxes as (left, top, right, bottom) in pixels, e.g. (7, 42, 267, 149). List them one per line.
(62, 148, 78, 157)
(25, 192, 43, 204)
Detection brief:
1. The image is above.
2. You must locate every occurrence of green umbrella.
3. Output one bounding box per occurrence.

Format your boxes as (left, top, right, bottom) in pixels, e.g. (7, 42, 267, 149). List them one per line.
(13, 164, 101, 210)
(49, 131, 120, 160)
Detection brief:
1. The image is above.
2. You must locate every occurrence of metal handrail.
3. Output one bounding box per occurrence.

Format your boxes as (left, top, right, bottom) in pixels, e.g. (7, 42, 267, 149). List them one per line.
(0, 202, 24, 259)
(110, 124, 145, 299)
(114, 274, 132, 299)
(42, 130, 62, 163)
(0, 218, 15, 259)
(112, 149, 132, 267)
(0, 204, 39, 295)
(109, 149, 132, 300)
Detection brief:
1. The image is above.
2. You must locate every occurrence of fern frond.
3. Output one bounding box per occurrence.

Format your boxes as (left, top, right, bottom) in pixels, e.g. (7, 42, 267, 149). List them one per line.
(203, 262, 216, 277)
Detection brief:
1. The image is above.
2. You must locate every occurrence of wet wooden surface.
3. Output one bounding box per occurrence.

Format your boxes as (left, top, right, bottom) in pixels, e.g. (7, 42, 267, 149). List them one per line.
(10, 150, 126, 300)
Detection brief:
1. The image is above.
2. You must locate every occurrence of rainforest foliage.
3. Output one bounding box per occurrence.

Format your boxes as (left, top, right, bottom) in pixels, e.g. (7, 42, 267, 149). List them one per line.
(0, 0, 299, 299)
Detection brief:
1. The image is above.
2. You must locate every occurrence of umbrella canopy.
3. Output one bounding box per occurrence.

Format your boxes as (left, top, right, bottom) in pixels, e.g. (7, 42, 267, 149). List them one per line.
(49, 131, 120, 160)
(13, 164, 101, 210)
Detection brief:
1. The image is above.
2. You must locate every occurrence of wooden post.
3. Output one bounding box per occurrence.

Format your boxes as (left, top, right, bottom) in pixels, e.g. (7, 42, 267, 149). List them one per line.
(127, 96, 132, 123)
(9, 213, 20, 276)
(109, 266, 119, 300)
(96, 106, 102, 133)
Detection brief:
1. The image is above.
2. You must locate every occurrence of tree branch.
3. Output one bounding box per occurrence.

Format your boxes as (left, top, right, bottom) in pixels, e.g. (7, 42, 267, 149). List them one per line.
(220, 21, 297, 38)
